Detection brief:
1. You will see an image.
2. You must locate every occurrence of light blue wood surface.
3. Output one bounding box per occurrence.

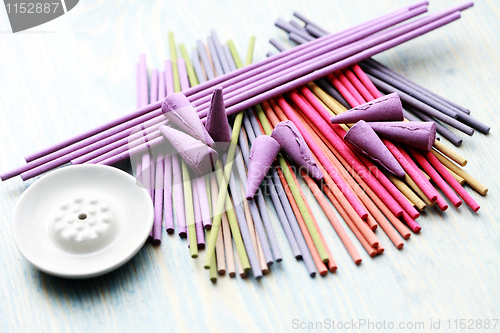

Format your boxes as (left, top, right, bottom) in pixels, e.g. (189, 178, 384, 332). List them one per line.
(1, 1, 499, 332)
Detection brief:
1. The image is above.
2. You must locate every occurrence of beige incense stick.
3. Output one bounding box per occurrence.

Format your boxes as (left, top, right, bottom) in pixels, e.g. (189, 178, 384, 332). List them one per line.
(388, 174, 427, 211)
(431, 150, 487, 195)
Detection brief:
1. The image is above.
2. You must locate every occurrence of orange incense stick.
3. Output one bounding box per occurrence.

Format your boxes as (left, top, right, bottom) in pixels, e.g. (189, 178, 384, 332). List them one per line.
(289, 164, 337, 273)
(301, 171, 362, 264)
(296, 110, 406, 246)
(268, 99, 382, 248)
(271, 97, 381, 248)
(322, 186, 377, 257)
(276, 167, 327, 276)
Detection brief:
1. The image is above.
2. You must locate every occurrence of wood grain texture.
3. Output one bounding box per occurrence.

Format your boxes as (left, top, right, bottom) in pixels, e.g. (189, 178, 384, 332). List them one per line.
(1, 0, 499, 332)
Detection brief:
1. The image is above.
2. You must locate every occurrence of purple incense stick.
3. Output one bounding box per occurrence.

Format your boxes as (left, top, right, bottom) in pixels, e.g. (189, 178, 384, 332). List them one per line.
(164, 153, 174, 233)
(17, 1, 427, 166)
(242, 112, 301, 259)
(152, 69, 163, 244)
(211, 11, 465, 119)
(361, 60, 489, 134)
(207, 36, 223, 78)
(247, 109, 316, 276)
(193, 6, 463, 116)
(364, 57, 471, 115)
(211, 30, 231, 75)
(172, 153, 187, 237)
(189, 6, 427, 106)
(192, 177, 206, 249)
(191, 48, 207, 84)
(275, 18, 314, 42)
(197, 40, 215, 80)
(366, 74, 474, 135)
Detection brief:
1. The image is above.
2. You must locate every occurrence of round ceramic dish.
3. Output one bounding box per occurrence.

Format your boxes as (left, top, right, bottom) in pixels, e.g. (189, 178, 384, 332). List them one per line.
(12, 164, 153, 279)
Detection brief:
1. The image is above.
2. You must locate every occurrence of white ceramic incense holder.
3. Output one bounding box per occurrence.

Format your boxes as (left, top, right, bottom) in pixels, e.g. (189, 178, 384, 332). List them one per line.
(11, 165, 153, 279)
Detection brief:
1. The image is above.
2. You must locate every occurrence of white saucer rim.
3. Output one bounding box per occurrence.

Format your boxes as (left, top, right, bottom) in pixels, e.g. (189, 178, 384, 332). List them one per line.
(11, 164, 153, 279)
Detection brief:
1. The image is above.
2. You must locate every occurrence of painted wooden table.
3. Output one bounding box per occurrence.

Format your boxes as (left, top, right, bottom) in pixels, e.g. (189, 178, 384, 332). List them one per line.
(1, 1, 499, 332)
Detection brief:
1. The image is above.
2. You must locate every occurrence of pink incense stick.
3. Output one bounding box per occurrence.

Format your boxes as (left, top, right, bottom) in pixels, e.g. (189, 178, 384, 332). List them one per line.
(402, 211, 421, 234)
(15, 2, 432, 167)
(342, 67, 374, 101)
(424, 150, 480, 212)
(351, 64, 383, 99)
(299, 86, 419, 220)
(333, 69, 442, 206)
(204, 10, 465, 119)
(408, 147, 462, 208)
(334, 71, 365, 105)
(184, 2, 429, 99)
(293, 89, 407, 217)
(328, 73, 359, 109)
(191, 6, 428, 109)
(283, 91, 371, 220)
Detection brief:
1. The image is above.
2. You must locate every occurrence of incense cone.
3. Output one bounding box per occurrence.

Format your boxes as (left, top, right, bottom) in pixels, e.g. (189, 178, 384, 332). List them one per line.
(344, 120, 405, 177)
(162, 93, 214, 147)
(368, 121, 436, 151)
(206, 87, 231, 144)
(246, 135, 280, 199)
(330, 92, 404, 124)
(159, 125, 218, 176)
(270, 121, 323, 180)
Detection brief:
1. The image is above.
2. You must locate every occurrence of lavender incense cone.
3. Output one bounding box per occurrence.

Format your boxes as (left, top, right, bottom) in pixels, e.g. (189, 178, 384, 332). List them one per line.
(330, 92, 404, 124)
(206, 87, 231, 144)
(159, 125, 218, 176)
(246, 135, 281, 199)
(271, 120, 323, 180)
(162, 93, 213, 146)
(344, 120, 405, 177)
(368, 121, 436, 151)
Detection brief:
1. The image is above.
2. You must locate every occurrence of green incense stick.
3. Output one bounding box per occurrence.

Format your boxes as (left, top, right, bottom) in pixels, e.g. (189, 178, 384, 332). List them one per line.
(182, 162, 197, 258)
(180, 44, 199, 87)
(206, 229, 218, 282)
(183, 39, 249, 271)
(170, 32, 197, 257)
(254, 104, 329, 263)
(204, 37, 255, 270)
(169, 32, 181, 93)
(214, 159, 250, 271)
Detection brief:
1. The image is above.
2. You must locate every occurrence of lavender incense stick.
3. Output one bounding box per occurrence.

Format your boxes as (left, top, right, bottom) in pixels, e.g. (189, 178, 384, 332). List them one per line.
(15, 1, 429, 168)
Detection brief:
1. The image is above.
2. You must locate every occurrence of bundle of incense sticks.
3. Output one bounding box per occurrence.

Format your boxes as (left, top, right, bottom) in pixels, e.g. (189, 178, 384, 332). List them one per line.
(1, 1, 489, 282)
(273, 7, 489, 148)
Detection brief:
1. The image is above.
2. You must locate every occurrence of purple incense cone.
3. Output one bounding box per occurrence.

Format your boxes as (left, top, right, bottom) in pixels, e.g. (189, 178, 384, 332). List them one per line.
(271, 121, 323, 180)
(162, 93, 213, 146)
(206, 87, 231, 144)
(344, 120, 405, 178)
(368, 121, 436, 151)
(330, 92, 404, 124)
(159, 125, 218, 176)
(246, 135, 281, 199)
